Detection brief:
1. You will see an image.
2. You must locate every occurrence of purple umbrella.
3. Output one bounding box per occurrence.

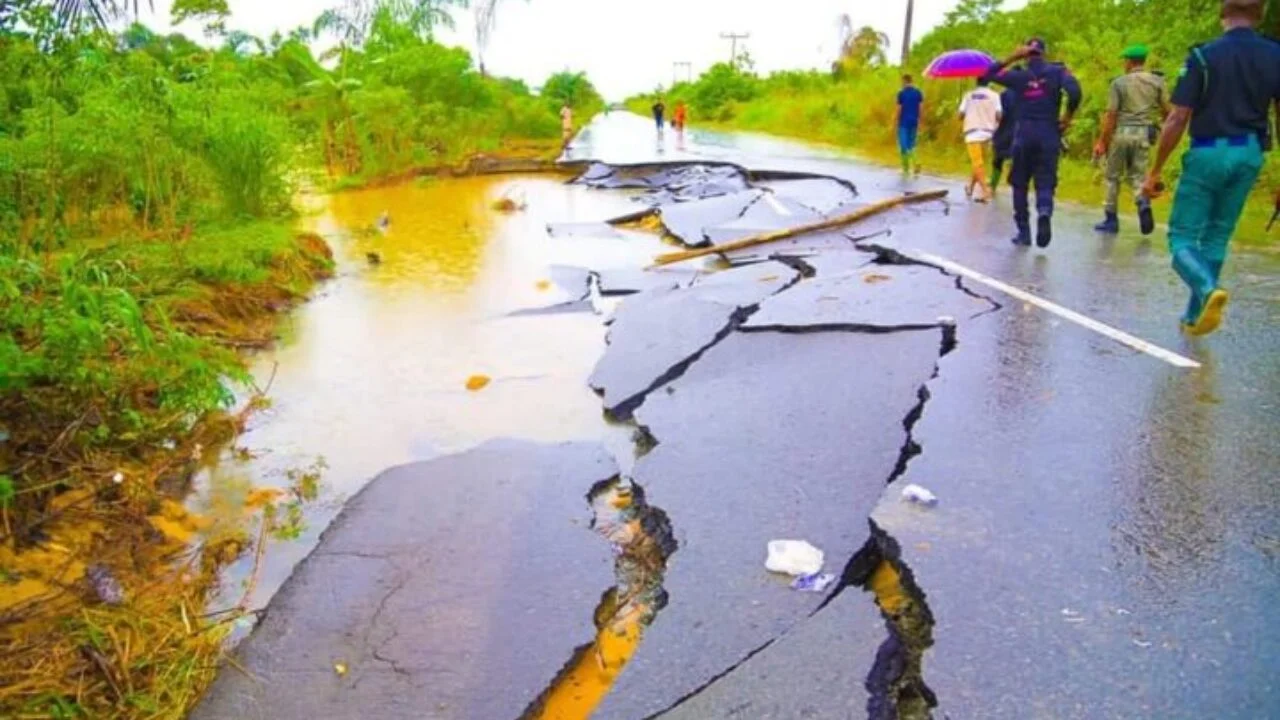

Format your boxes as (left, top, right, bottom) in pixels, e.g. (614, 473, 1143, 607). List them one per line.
(924, 49, 996, 79)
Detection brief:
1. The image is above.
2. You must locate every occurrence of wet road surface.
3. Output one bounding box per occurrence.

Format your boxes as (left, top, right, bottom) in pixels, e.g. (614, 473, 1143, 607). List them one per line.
(196, 113, 1279, 719)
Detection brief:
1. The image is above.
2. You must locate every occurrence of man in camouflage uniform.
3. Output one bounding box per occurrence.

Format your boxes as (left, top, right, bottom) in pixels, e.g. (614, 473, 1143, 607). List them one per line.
(1093, 45, 1169, 235)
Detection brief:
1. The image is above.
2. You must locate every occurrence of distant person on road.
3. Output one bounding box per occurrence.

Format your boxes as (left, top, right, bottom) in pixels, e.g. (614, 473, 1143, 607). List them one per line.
(958, 76, 1003, 202)
(1092, 44, 1169, 235)
(985, 38, 1083, 248)
(991, 84, 1019, 196)
(1142, 0, 1280, 336)
(895, 74, 924, 176)
(652, 99, 666, 133)
(673, 101, 688, 134)
(560, 103, 573, 148)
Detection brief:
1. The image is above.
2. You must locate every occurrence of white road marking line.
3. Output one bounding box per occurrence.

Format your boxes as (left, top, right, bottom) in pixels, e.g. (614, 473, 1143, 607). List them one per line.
(913, 250, 1201, 369)
(762, 192, 792, 217)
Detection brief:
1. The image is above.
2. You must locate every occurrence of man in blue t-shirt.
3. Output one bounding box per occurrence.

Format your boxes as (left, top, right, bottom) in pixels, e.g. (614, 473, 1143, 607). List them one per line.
(896, 74, 924, 176)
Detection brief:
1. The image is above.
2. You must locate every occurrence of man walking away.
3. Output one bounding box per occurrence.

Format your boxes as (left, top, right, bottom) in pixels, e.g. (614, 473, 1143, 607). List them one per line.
(673, 101, 688, 134)
(1142, 0, 1280, 335)
(652, 99, 666, 133)
(985, 38, 1083, 248)
(896, 74, 924, 176)
(958, 77, 1003, 202)
(1093, 45, 1169, 235)
(991, 84, 1019, 196)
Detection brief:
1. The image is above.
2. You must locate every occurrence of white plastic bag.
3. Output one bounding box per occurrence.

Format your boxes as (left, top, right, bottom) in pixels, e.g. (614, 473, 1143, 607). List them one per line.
(901, 483, 938, 506)
(765, 539, 825, 576)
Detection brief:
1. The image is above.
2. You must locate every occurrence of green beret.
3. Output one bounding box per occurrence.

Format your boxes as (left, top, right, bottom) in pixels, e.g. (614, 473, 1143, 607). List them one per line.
(1121, 44, 1149, 60)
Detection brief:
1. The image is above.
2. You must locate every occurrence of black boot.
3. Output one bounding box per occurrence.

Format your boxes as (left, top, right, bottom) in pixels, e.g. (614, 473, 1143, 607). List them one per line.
(1036, 214, 1053, 248)
(1137, 198, 1155, 236)
(1094, 212, 1119, 233)
(1010, 221, 1032, 246)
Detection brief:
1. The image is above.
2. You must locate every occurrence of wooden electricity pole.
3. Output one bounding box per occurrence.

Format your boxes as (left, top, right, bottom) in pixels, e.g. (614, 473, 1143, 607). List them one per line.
(720, 32, 750, 67)
(901, 0, 915, 66)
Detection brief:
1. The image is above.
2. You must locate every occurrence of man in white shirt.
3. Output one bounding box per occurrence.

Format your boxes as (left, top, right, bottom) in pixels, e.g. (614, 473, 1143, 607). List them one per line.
(958, 77, 1003, 202)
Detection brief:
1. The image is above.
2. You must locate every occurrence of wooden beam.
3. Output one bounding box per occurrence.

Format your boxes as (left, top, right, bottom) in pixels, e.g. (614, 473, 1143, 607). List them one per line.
(650, 189, 948, 267)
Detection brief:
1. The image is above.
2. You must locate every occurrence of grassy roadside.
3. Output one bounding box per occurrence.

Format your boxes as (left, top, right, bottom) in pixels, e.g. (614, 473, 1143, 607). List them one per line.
(1, 221, 333, 718)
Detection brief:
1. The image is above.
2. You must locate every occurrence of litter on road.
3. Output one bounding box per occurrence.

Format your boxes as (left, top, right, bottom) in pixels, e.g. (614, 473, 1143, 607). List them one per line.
(901, 484, 939, 506)
(790, 572, 837, 593)
(765, 539, 825, 577)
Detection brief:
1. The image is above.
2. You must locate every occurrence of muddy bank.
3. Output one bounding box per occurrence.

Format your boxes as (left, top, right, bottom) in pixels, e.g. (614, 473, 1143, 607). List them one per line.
(0, 224, 333, 718)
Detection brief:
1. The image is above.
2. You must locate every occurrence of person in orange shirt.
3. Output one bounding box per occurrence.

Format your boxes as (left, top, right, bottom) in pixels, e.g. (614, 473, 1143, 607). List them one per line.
(672, 101, 688, 135)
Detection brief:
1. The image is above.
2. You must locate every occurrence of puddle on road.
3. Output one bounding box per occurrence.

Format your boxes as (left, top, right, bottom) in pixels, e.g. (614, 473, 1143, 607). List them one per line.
(191, 174, 661, 613)
(521, 477, 677, 720)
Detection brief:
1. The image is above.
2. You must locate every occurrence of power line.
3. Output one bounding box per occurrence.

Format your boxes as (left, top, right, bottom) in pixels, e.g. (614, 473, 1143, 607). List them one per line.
(720, 32, 750, 67)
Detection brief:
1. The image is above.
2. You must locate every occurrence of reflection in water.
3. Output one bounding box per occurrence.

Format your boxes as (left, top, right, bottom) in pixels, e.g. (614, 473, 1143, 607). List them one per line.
(521, 478, 677, 720)
(326, 177, 494, 292)
(1116, 356, 1226, 602)
(192, 175, 655, 612)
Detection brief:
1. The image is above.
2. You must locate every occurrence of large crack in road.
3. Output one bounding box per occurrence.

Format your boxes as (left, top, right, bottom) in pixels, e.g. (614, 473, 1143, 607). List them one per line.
(193, 160, 997, 720)
(562, 162, 982, 719)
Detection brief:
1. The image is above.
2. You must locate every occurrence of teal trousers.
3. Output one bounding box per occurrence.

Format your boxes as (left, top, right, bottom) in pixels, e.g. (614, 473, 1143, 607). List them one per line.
(1167, 136, 1264, 323)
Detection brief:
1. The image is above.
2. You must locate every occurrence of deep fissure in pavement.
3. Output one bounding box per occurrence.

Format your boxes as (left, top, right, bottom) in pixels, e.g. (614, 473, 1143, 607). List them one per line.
(861, 524, 938, 720)
(570, 162, 956, 718)
(520, 477, 678, 720)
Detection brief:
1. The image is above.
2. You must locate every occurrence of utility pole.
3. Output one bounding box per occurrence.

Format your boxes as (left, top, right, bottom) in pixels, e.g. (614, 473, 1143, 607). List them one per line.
(901, 0, 915, 66)
(720, 32, 750, 67)
(673, 61, 692, 85)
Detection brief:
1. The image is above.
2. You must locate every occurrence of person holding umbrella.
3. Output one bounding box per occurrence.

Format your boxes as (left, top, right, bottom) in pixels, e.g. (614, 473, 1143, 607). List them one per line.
(925, 49, 1019, 200)
(1092, 44, 1169, 235)
(957, 76, 1003, 202)
(984, 39, 1083, 248)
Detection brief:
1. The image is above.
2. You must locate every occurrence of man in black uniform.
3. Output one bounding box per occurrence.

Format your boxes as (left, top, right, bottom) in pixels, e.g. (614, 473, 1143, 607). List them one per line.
(985, 39, 1083, 248)
(1142, 0, 1280, 335)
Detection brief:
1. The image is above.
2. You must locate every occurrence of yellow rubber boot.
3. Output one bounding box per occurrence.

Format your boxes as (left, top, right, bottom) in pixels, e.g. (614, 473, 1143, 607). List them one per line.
(1189, 289, 1229, 336)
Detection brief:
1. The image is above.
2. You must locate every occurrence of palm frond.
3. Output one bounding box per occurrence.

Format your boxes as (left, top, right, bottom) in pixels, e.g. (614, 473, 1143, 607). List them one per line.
(51, 0, 152, 27)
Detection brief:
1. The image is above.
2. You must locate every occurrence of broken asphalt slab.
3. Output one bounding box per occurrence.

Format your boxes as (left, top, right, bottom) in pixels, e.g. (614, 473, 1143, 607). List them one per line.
(588, 261, 799, 417)
(757, 177, 859, 216)
(657, 591, 886, 720)
(192, 439, 618, 720)
(744, 263, 997, 331)
(595, 266, 701, 296)
(868, 311, 1280, 719)
(593, 328, 943, 720)
(656, 190, 764, 247)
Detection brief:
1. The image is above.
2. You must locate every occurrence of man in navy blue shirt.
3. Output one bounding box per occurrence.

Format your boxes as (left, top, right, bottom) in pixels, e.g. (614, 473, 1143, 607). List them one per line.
(1142, 0, 1280, 335)
(896, 74, 924, 176)
(985, 39, 1083, 248)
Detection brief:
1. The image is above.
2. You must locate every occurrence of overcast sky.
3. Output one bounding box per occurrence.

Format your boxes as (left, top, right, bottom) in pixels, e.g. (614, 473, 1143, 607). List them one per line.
(136, 0, 1028, 99)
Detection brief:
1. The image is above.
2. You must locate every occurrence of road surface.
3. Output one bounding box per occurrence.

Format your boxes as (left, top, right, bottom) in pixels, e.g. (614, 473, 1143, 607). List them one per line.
(194, 113, 1280, 720)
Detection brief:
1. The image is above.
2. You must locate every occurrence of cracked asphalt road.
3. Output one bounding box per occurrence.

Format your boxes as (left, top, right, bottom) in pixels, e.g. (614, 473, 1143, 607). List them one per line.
(195, 113, 1280, 720)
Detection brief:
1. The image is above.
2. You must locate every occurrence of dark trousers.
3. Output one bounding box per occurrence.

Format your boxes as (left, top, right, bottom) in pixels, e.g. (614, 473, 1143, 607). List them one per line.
(1009, 122, 1061, 228)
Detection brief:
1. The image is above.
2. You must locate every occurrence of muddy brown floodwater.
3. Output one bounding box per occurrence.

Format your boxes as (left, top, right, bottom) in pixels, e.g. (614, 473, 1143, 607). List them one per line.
(189, 174, 660, 617)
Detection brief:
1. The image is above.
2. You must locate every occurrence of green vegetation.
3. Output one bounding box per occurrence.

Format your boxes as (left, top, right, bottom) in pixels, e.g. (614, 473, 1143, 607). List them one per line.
(1, 0, 601, 715)
(629, 0, 1278, 242)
